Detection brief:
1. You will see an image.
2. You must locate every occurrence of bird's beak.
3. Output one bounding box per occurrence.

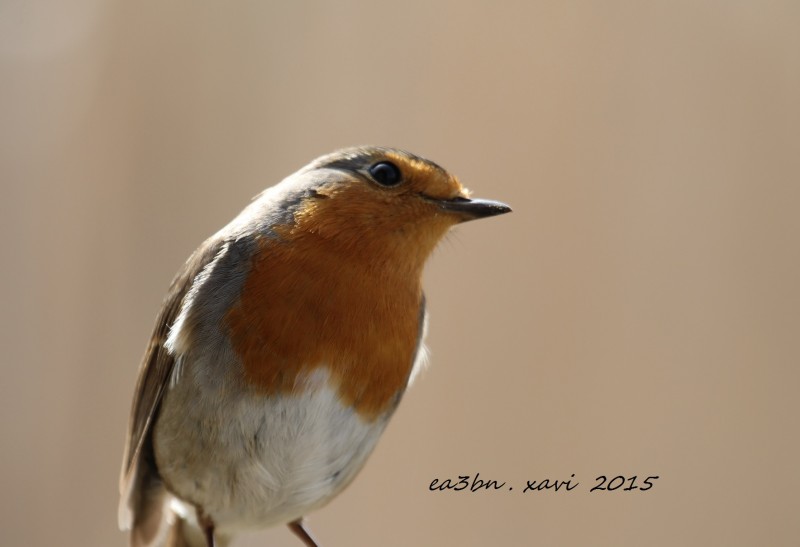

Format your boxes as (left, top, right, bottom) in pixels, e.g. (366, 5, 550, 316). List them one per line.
(435, 196, 512, 222)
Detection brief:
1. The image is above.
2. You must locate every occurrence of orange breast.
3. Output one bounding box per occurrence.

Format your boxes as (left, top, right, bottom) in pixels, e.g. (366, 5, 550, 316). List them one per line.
(225, 232, 423, 421)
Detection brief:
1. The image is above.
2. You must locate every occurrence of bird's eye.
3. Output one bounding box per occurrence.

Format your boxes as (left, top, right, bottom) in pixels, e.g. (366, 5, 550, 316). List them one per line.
(368, 161, 402, 187)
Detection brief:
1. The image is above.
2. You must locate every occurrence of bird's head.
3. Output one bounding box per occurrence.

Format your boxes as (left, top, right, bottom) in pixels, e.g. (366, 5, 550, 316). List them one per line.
(279, 146, 511, 274)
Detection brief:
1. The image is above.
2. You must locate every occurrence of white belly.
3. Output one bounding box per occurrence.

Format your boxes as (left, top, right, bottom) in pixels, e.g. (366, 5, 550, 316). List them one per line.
(153, 367, 389, 534)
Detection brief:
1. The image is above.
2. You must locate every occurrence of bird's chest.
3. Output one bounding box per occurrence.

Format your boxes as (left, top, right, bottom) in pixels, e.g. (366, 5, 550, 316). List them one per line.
(155, 239, 427, 530)
(225, 239, 425, 421)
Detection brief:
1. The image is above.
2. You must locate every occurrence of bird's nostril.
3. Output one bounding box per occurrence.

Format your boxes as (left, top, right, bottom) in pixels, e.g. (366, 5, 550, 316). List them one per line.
(309, 189, 330, 200)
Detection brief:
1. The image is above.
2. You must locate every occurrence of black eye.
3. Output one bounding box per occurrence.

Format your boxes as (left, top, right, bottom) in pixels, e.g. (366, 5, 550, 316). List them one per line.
(368, 161, 402, 187)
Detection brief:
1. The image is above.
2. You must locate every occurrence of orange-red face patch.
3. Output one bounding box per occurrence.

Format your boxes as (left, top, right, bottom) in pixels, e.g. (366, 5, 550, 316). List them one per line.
(225, 153, 466, 420)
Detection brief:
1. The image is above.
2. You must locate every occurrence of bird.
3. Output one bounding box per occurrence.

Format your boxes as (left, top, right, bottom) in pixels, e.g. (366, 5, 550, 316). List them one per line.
(118, 146, 511, 547)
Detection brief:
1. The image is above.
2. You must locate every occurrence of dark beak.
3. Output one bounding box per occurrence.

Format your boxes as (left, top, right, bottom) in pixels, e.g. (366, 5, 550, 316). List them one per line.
(436, 197, 512, 221)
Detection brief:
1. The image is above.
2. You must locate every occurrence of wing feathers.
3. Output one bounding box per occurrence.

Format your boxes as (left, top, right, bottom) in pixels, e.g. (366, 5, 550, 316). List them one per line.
(118, 238, 226, 532)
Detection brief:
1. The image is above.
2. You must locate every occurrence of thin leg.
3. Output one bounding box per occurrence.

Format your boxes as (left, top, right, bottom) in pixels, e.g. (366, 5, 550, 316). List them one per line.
(197, 510, 216, 547)
(202, 524, 215, 547)
(288, 518, 320, 547)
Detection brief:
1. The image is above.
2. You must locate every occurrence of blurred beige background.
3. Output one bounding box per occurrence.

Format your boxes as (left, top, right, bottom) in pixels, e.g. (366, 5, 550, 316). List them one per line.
(2, 1, 799, 546)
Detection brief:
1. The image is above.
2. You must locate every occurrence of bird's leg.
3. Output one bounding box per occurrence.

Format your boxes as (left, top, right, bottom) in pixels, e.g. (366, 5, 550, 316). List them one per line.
(202, 525, 215, 547)
(288, 518, 320, 547)
(197, 510, 216, 547)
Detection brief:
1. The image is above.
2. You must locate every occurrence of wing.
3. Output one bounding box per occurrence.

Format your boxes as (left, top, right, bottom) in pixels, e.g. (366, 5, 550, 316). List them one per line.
(118, 236, 226, 540)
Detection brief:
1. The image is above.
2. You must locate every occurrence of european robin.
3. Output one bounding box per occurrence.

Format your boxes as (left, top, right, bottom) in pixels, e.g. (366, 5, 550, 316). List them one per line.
(118, 146, 511, 547)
